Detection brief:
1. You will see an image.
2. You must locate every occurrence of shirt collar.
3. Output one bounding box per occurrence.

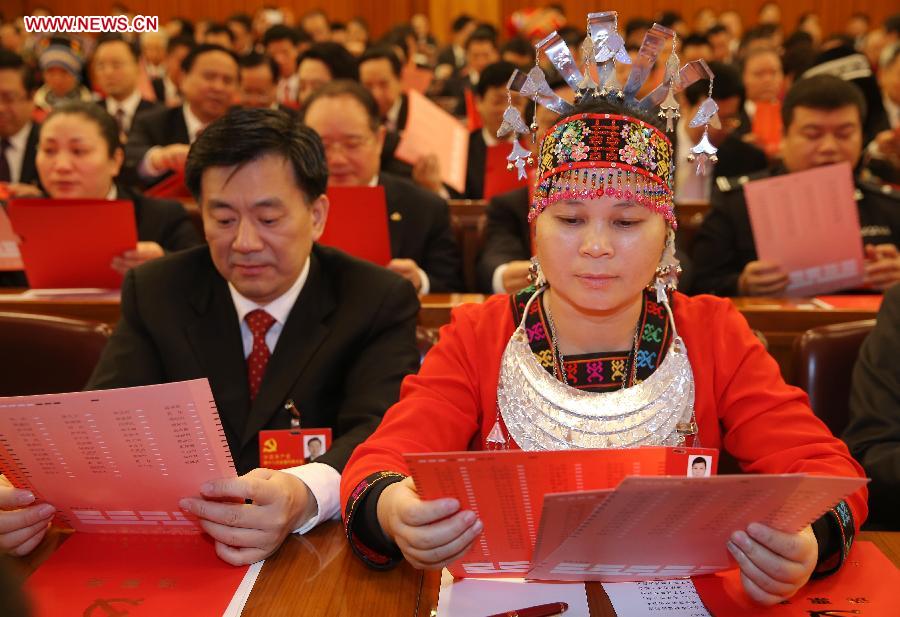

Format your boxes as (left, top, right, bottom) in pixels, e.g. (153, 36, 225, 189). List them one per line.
(182, 103, 206, 143)
(228, 256, 311, 326)
(366, 174, 379, 187)
(6, 121, 33, 152)
(385, 96, 402, 126)
(481, 126, 504, 147)
(105, 185, 117, 199)
(106, 89, 143, 117)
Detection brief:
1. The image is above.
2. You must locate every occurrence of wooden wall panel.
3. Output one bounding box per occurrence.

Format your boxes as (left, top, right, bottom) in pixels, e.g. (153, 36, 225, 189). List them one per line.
(12, 1, 897, 45)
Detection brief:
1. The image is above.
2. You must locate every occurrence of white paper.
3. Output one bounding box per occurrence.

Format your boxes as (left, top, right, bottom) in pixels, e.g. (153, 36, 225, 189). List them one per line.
(437, 569, 588, 617)
(222, 560, 264, 617)
(602, 580, 711, 616)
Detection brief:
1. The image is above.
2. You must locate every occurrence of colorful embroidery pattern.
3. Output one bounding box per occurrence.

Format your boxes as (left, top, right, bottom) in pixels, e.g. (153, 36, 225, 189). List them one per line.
(344, 470, 407, 568)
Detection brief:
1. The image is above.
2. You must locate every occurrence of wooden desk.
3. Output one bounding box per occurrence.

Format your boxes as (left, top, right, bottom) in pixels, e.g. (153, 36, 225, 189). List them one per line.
(0, 290, 120, 324)
(16, 523, 900, 616)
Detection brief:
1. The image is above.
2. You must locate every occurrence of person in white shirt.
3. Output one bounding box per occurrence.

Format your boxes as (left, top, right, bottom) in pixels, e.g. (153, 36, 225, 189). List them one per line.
(92, 35, 160, 140)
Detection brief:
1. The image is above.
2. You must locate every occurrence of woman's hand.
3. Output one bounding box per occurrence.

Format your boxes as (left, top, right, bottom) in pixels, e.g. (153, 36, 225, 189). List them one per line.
(728, 522, 818, 606)
(0, 475, 55, 556)
(376, 477, 483, 570)
(111, 241, 165, 274)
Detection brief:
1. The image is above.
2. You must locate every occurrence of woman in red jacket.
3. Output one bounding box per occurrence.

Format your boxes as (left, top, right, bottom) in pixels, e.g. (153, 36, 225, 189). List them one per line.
(340, 21, 867, 606)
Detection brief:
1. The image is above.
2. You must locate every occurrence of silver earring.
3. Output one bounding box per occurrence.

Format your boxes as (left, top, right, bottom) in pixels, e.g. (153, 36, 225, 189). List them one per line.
(651, 229, 681, 300)
(529, 256, 547, 288)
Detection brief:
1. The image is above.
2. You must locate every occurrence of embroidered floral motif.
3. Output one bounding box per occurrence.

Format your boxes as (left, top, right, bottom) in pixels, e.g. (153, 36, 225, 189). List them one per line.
(552, 120, 592, 163)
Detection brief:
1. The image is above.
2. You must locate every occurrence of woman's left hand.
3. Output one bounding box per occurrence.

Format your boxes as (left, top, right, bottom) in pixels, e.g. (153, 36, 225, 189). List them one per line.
(111, 241, 165, 274)
(727, 522, 818, 606)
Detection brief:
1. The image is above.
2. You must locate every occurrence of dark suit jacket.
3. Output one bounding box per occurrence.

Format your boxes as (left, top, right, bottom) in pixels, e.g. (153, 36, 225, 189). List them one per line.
(379, 171, 463, 292)
(14, 122, 40, 187)
(151, 77, 165, 104)
(713, 135, 768, 179)
(86, 244, 421, 475)
(690, 168, 900, 296)
(96, 97, 161, 132)
(464, 128, 488, 200)
(476, 186, 530, 293)
(0, 185, 201, 287)
(123, 105, 190, 187)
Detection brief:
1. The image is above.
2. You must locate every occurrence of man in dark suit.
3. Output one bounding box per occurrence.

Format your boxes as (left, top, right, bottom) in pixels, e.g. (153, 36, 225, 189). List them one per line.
(83, 109, 421, 565)
(150, 35, 194, 107)
(0, 50, 40, 191)
(92, 35, 161, 140)
(237, 52, 297, 117)
(358, 46, 412, 178)
(124, 44, 239, 187)
(304, 80, 463, 293)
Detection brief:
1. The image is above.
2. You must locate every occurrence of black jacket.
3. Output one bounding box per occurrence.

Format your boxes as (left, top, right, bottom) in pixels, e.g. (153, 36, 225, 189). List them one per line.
(475, 186, 530, 294)
(86, 244, 421, 475)
(123, 106, 190, 187)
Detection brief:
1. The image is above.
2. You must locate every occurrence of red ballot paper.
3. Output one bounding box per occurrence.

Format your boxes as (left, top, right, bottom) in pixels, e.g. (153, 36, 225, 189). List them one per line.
(395, 90, 469, 193)
(744, 162, 865, 296)
(318, 186, 392, 265)
(694, 541, 898, 616)
(814, 294, 884, 311)
(465, 88, 482, 132)
(0, 205, 23, 271)
(483, 142, 529, 201)
(525, 474, 867, 582)
(7, 198, 138, 289)
(404, 447, 718, 578)
(144, 168, 193, 199)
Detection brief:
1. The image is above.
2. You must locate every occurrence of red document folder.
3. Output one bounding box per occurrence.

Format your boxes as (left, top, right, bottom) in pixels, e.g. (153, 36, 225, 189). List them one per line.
(318, 186, 392, 266)
(483, 142, 529, 201)
(814, 294, 884, 311)
(0, 205, 23, 271)
(144, 168, 193, 199)
(7, 198, 138, 289)
(404, 447, 718, 578)
(694, 541, 898, 616)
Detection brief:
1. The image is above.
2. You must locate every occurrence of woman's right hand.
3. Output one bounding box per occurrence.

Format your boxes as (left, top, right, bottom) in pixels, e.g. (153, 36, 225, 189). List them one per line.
(376, 477, 483, 570)
(0, 476, 55, 556)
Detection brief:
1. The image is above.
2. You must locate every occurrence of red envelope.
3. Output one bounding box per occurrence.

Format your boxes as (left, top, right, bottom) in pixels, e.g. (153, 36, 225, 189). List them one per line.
(318, 186, 392, 265)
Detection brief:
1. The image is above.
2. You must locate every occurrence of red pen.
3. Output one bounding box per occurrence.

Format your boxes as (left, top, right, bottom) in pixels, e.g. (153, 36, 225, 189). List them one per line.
(484, 602, 568, 617)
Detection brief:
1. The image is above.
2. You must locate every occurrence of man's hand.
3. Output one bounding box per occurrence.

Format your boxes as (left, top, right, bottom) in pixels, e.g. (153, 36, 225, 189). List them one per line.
(728, 523, 818, 606)
(863, 244, 900, 290)
(0, 475, 55, 556)
(411, 154, 444, 194)
(179, 468, 317, 565)
(5, 183, 43, 198)
(148, 144, 190, 173)
(387, 258, 423, 292)
(111, 241, 165, 275)
(872, 127, 900, 166)
(376, 477, 482, 570)
(738, 260, 789, 296)
(502, 260, 532, 293)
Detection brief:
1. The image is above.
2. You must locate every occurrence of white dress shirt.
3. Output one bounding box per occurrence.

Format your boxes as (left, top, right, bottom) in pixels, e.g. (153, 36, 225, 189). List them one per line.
(105, 89, 144, 134)
(3, 121, 33, 184)
(226, 258, 342, 535)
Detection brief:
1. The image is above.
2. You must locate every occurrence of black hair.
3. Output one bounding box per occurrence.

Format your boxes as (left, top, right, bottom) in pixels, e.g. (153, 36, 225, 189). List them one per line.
(559, 94, 666, 134)
(331, 21, 346, 32)
(884, 13, 900, 35)
(501, 37, 536, 65)
(625, 18, 653, 39)
(170, 17, 195, 39)
(358, 45, 402, 77)
(181, 43, 239, 75)
(782, 42, 816, 81)
(263, 24, 301, 47)
(781, 74, 867, 129)
(94, 34, 139, 61)
(465, 28, 497, 51)
(740, 24, 779, 50)
(657, 11, 684, 29)
(378, 24, 415, 60)
(302, 79, 381, 132)
(476, 61, 516, 97)
(0, 49, 37, 92)
(43, 101, 121, 157)
(683, 61, 744, 106)
(296, 42, 358, 81)
(227, 13, 252, 30)
(166, 34, 194, 55)
(239, 52, 279, 83)
(706, 24, 727, 37)
(558, 26, 584, 50)
(681, 34, 711, 49)
(784, 30, 813, 50)
(451, 14, 474, 33)
(691, 457, 707, 467)
(307, 436, 322, 445)
(186, 107, 328, 201)
(205, 23, 236, 45)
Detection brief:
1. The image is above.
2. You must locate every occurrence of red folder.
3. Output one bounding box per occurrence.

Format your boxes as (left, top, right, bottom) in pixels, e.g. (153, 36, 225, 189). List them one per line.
(483, 142, 529, 200)
(465, 89, 483, 132)
(0, 205, 23, 271)
(814, 294, 884, 311)
(7, 198, 138, 289)
(145, 169, 193, 199)
(317, 186, 392, 265)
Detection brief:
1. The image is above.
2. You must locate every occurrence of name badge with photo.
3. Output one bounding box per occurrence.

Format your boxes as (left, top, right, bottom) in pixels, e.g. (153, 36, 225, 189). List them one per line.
(259, 428, 333, 470)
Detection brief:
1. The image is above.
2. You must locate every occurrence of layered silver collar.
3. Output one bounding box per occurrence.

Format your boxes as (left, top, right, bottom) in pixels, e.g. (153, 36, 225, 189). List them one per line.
(496, 285, 697, 450)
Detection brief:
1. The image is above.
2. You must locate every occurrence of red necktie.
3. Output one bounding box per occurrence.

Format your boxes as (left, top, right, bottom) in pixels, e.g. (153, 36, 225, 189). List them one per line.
(245, 309, 276, 400)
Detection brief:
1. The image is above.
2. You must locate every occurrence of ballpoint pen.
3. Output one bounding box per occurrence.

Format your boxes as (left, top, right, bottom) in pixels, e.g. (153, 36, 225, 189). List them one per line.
(484, 601, 569, 617)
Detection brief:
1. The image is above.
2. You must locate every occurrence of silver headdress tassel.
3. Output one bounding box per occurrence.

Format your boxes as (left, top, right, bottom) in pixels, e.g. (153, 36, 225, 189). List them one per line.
(587, 11, 630, 99)
(686, 67, 720, 175)
(496, 77, 533, 179)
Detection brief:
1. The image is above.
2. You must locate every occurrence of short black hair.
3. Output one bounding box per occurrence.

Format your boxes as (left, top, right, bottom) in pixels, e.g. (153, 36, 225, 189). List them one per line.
(476, 61, 516, 97)
(625, 18, 653, 39)
(683, 61, 744, 106)
(239, 52, 279, 83)
(560, 93, 665, 135)
(227, 13, 252, 30)
(501, 37, 536, 65)
(307, 436, 322, 445)
(181, 43, 239, 75)
(0, 49, 37, 93)
(691, 456, 707, 467)
(167, 34, 194, 55)
(681, 34, 711, 50)
(43, 101, 121, 157)
(170, 17, 195, 39)
(706, 24, 728, 37)
(782, 74, 867, 129)
(302, 79, 381, 132)
(657, 11, 684, 29)
(358, 45, 402, 78)
(186, 107, 328, 202)
(94, 34, 139, 61)
(296, 42, 358, 81)
(204, 23, 236, 45)
(884, 13, 900, 35)
(263, 24, 301, 47)
(451, 14, 474, 33)
(465, 28, 497, 51)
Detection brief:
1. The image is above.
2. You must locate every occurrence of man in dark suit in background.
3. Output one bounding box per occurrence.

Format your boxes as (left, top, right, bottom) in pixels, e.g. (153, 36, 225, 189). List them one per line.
(92, 35, 160, 141)
(82, 109, 421, 565)
(237, 52, 297, 117)
(125, 44, 239, 187)
(303, 80, 463, 293)
(357, 46, 412, 178)
(0, 50, 40, 193)
(150, 35, 194, 107)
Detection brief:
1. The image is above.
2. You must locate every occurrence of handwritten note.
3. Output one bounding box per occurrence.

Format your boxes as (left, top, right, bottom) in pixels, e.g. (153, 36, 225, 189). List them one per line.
(603, 580, 711, 616)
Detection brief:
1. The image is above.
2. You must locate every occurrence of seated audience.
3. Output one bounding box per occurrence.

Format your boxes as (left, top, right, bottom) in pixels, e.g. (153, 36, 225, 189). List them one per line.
(0, 102, 200, 287)
(691, 75, 900, 296)
(126, 44, 239, 187)
(263, 25, 304, 106)
(202, 23, 236, 50)
(740, 46, 785, 157)
(92, 35, 161, 140)
(499, 37, 535, 69)
(296, 42, 359, 109)
(150, 35, 194, 107)
(226, 13, 255, 57)
(436, 15, 476, 75)
(843, 283, 900, 530)
(359, 46, 406, 132)
(0, 108, 420, 564)
(303, 81, 462, 293)
(442, 28, 499, 116)
(238, 52, 294, 115)
(301, 9, 332, 43)
(0, 50, 40, 191)
(33, 37, 92, 113)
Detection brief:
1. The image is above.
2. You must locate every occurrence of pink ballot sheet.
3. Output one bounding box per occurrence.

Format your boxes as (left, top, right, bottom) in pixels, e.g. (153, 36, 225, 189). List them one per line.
(526, 474, 867, 582)
(0, 379, 236, 534)
(744, 162, 865, 295)
(394, 90, 469, 193)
